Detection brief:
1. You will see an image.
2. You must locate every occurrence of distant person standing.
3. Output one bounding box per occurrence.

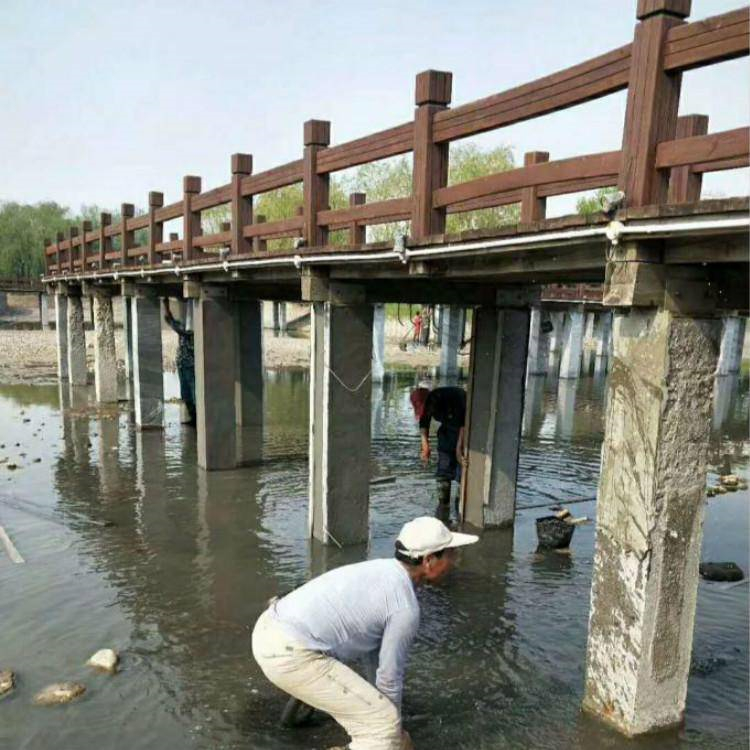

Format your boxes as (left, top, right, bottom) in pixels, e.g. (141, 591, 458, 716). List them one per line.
(410, 384, 466, 523)
(164, 301, 196, 426)
(412, 311, 422, 344)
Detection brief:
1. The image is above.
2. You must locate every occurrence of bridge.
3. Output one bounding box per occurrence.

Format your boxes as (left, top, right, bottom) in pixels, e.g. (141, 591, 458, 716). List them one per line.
(38, 1, 749, 739)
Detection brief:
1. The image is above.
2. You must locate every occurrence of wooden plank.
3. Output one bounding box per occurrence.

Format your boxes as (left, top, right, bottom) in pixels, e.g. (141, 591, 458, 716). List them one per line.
(618, 11, 684, 207)
(433, 150, 621, 209)
(240, 159, 304, 197)
(193, 231, 232, 248)
(155, 240, 184, 254)
(126, 245, 149, 259)
(192, 183, 232, 212)
(154, 201, 183, 223)
(668, 114, 708, 203)
(183, 175, 202, 262)
(80, 220, 92, 268)
(252, 215, 267, 253)
(148, 191, 164, 266)
(433, 45, 631, 143)
(126, 214, 149, 231)
(520, 151, 549, 222)
(230, 153, 253, 256)
(99, 212, 112, 269)
(120, 204, 135, 266)
(303, 120, 330, 246)
(242, 216, 304, 238)
(318, 197, 413, 227)
(317, 122, 414, 174)
(637, 0, 690, 19)
(656, 127, 750, 169)
(348, 193, 366, 244)
(692, 154, 749, 173)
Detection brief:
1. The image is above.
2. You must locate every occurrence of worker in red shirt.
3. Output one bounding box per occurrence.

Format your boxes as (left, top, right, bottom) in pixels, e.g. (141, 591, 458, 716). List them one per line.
(412, 311, 422, 344)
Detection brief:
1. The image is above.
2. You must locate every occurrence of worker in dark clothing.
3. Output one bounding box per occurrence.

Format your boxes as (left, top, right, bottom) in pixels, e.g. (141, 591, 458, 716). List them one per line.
(164, 300, 196, 426)
(410, 384, 466, 524)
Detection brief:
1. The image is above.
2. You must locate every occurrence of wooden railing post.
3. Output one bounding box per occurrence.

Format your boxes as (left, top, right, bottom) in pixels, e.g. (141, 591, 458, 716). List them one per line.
(99, 213, 111, 270)
(67, 227, 78, 273)
(411, 70, 452, 241)
(349, 192, 366, 245)
(303, 120, 330, 247)
(44, 239, 51, 274)
(148, 192, 164, 266)
(80, 220, 92, 269)
(183, 176, 202, 262)
(56, 231, 64, 273)
(619, 0, 691, 207)
(520, 151, 550, 222)
(120, 203, 135, 267)
(231, 153, 253, 256)
(253, 215, 267, 253)
(668, 114, 708, 203)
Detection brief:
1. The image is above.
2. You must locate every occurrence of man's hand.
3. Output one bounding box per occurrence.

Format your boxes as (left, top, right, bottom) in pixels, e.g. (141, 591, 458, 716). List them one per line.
(420, 437, 431, 466)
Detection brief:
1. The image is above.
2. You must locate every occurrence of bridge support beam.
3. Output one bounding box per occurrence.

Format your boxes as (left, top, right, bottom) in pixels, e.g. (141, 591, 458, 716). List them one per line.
(309, 299, 373, 546)
(526, 306, 549, 376)
(195, 286, 237, 470)
(593, 311, 613, 376)
(547, 311, 564, 375)
(54, 292, 69, 380)
(39, 293, 50, 330)
(372, 303, 386, 383)
(93, 292, 118, 403)
(121, 293, 135, 401)
(66, 293, 87, 386)
(559, 307, 584, 379)
(716, 316, 746, 376)
(438, 305, 462, 382)
(235, 299, 263, 427)
(584, 307, 721, 736)
(132, 288, 164, 429)
(463, 306, 530, 528)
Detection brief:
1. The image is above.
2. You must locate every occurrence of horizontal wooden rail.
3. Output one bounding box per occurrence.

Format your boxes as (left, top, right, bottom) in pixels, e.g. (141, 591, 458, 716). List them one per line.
(127, 245, 149, 258)
(655, 127, 750, 170)
(433, 44, 632, 143)
(664, 7, 749, 71)
(154, 202, 184, 223)
(155, 239, 184, 254)
(241, 160, 304, 197)
(242, 216, 304, 239)
(317, 197, 413, 228)
(192, 185, 232, 213)
(317, 123, 414, 174)
(193, 231, 232, 248)
(433, 150, 621, 209)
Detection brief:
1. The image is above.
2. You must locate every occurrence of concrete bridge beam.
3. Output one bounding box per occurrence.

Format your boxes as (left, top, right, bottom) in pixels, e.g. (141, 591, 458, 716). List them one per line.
(309, 299, 373, 546)
(66, 293, 88, 386)
(583, 307, 721, 735)
(195, 285, 237, 470)
(54, 292, 69, 380)
(132, 288, 164, 429)
(558, 306, 584, 379)
(93, 292, 118, 403)
(463, 306, 530, 528)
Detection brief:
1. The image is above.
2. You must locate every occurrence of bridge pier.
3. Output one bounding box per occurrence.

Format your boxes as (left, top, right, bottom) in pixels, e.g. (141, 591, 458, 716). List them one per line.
(131, 288, 164, 429)
(526, 306, 549, 376)
(54, 291, 69, 380)
(0, 291, 6, 316)
(372, 303, 386, 382)
(121, 294, 135, 401)
(558, 307, 584, 379)
(195, 286, 237, 470)
(716, 316, 746, 375)
(66, 293, 87, 386)
(93, 291, 118, 403)
(234, 298, 263, 428)
(309, 299, 373, 546)
(584, 302, 721, 735)
(547, 311, 564, 374)
(593, 311, 613, 376)
(439, 305, 462, 382)
(39, 293, 50, 330)
(463, 306, 530, 528)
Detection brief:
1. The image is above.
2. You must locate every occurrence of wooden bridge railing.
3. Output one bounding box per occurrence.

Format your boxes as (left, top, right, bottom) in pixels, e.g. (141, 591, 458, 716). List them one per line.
(44, 2, 750, 276)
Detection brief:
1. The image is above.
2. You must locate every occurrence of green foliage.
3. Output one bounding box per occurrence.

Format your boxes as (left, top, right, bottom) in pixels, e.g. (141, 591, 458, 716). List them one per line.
(576, 187, 620, 216)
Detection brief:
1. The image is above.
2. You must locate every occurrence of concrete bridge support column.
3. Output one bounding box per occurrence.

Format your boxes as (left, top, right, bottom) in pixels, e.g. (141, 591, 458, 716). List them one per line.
(39, 293, 50, 330)
(93, 292, 118, 403)
(372, 303, 386, 383)
(309, 300, 373, 546)
(131, 289, 164, 429)
(54, 292, 69, 380)
(122, 295, 135, 401)
(593, 311, 613, 376)
(0, 292, 7, 316)
(439, 306, 462, 382)
(583, 308, 721, 736)
(66, 293, 88, 386)
(235, 299, 263, 427)
(558, 307, 584, 379)
(463, 307, 530, 528)
(526, 306, 549, 376)
(195, 286, 237, 470)
(547, 311, 564, 374)
(716, 316, 746, 375)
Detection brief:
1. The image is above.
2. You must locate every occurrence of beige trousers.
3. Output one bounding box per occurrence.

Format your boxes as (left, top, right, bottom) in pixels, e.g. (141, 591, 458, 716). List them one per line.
(252, 609, 404, 750)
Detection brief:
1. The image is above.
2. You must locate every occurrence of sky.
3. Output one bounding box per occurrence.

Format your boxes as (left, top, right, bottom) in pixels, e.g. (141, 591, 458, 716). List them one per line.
(1, 0, 748, 218)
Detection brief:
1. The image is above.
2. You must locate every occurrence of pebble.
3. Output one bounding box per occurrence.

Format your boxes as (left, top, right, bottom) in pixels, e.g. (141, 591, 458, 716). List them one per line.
(87, 649, 119, 673)
(33, 458, 41, 463)
(33, 682, 86, 705)
(0, 670, 15, 697)
(6, 464, 18, 471)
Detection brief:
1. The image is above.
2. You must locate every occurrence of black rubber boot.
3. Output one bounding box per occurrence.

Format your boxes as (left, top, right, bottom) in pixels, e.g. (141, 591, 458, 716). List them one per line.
(435, 479, 451, 524)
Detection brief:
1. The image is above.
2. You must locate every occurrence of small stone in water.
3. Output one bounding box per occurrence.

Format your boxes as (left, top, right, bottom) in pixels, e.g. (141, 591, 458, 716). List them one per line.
(33, 682, 86, 705)
(33, 458, 41, 463)
(6, 464, 18, 471)
(0, 670, 15, 696)
(87, 649, 119, 673)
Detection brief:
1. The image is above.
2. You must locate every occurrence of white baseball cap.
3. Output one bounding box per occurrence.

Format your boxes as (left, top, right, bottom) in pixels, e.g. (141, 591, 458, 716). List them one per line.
(396, 516, 479, 559)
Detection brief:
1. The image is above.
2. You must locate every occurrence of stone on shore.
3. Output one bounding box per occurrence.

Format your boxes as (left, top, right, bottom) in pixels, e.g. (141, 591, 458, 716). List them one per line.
(33, 682, 86, 705)
(87, 648, 119, 673)
(699, 562, 745, 582)
(0, 670, 15, 697)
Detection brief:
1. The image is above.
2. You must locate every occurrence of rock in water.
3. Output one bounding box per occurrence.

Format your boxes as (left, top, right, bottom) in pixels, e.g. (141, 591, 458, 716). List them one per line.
(0, 670, 15, 696)
(33, 682, 86, 705)
(87, 649, 118, 673)
(699, 562, 745, 582)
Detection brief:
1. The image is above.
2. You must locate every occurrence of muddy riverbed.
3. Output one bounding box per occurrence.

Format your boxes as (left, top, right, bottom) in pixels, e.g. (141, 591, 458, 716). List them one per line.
(0, 369, 747, 749)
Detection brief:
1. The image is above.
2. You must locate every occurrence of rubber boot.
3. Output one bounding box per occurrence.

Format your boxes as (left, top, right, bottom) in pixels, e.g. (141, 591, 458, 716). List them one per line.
(435, 479, 451, 524)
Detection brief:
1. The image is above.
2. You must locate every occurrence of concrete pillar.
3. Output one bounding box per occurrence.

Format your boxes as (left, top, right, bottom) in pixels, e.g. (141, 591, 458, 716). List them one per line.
(278, 302, 288, 334)
(438, 306, 462, 382)
(93, 293, 118, 403)
(716, 316, 746, 375)
(131, 290, 164, 429)
(54, 293, 69, 380)
(558, 307, 584, 379)
(195, 286, 237, 470)
(584, 311, 596, 345)
(526, 306, 549, 376)
(122, 296, 135, 400)
(555, 379, 577, 439)
(435, 305, 443, 347)
(88, 297, 95, 327)
(235, 299, 263, 427)
(463, 307, 530, 528)
(309, 301, 373, 546)
(39, 293, 50, 329)
(66, 294, 87, 386)
(0, 291, 7, 316)
(593, 311, 613, 377)
(583, 309, 722, 736)
(372, 303, 386, 383)
(547, 311, 564, 374)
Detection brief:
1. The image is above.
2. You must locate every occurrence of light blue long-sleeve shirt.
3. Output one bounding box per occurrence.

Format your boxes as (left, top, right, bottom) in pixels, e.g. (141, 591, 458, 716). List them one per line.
(270, 558, 420, 711)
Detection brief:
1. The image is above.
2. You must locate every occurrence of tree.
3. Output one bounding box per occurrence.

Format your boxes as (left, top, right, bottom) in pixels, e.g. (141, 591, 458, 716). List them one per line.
(576, 187, 620, 216)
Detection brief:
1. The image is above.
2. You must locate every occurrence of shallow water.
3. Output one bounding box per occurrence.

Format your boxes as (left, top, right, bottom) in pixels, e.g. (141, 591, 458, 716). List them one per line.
(0, 368, 747, 750)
